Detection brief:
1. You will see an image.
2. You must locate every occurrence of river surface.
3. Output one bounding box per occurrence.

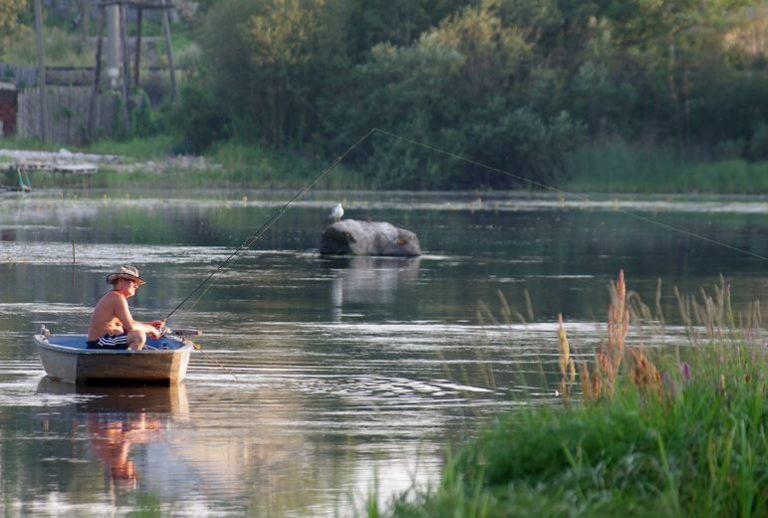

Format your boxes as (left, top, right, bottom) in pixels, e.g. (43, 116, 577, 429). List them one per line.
(1, 189, 767, 516)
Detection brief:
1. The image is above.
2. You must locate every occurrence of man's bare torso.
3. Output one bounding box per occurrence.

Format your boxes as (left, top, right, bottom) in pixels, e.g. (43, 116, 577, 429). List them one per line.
(87, 291, 128, 341)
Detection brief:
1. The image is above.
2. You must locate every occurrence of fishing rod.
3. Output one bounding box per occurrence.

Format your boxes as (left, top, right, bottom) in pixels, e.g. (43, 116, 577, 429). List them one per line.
(163, 128, 377, 323)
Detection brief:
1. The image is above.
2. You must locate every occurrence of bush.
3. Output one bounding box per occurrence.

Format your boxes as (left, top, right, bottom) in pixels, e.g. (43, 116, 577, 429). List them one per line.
(167, 85, 230, 154)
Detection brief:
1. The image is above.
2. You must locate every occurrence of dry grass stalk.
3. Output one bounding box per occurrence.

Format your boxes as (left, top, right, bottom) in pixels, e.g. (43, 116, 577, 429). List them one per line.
(568, 271, 653, 403)
(606, 270, 629, 374)
(628, 348, 662, 399)
(585, 269, 630, 399)
(674, 278, 751, 346)
(557, 313, 576, 397)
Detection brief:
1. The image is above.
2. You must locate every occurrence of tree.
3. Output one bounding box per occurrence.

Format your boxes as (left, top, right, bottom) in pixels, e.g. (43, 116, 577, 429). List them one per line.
(200, 0, 351, 147)
(0, 0, 25, 33)
(344, 0, 472, 61)
(0, 0, 28, 55)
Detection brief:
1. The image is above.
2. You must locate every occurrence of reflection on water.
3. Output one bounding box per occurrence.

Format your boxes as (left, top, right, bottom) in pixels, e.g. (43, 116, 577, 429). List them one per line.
(37, 379, 189, 498)
(88, 408, 162, 490)
(3, 191, 768, 515)
(326, 256, 421, 319)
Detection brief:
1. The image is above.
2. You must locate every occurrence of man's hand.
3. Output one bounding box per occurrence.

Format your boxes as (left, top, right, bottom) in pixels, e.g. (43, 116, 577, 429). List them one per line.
(148, 320, 165, 329)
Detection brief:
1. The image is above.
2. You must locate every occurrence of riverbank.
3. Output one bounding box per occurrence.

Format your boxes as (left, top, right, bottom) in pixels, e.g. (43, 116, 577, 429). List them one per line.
(0, 137, 365, 190)
(377, 275, 768, 517)
(4, 136, 768, 193)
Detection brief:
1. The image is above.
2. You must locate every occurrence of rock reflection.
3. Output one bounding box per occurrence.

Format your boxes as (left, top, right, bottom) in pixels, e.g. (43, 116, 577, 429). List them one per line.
(327, 256, 421, 319)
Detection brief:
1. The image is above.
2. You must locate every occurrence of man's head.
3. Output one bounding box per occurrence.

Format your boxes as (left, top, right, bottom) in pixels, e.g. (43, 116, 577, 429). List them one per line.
(106, 265, 145, 287)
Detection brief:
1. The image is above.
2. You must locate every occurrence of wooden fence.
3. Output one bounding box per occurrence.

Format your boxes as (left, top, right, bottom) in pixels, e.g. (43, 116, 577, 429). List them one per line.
(0, 64, 38, 89)
(17, 87, 120, 145)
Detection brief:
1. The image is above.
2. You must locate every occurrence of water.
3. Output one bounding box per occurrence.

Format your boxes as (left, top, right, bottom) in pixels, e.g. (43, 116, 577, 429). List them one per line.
(1, 189, 767, 516)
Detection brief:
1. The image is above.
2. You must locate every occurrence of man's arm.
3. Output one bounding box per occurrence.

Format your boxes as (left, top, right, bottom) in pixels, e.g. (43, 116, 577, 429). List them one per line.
(113, 295, 161, 338)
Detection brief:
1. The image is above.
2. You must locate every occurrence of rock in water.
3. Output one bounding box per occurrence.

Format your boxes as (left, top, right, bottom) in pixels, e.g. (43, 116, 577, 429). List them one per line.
(320, 219, 421, 256)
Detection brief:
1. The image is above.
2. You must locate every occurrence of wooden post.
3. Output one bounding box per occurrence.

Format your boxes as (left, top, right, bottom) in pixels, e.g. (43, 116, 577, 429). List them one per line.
(33, 0, 47, 142)
(119, 2, 131, 133)
(88, 6, 105, 141)
(134, 8, 143, 89)
(161, 0, 177, 102)
(78, 0, 90, 45)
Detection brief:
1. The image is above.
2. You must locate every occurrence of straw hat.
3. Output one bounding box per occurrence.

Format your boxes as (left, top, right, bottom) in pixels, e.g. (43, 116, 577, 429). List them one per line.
(106, 265, 146, 285)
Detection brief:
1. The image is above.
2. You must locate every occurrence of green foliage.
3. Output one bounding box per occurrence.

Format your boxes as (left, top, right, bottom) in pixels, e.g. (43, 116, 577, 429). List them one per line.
(12, 0, 768, 191)
(167, 85, 230, 154)
(564, 137, 768, 193)
(190, 0, 768, 191)
(329, 2, 588, 189)
(345, 0, 472, 61)
(748, 122, 768, 160)
(386, 345, 768, 516)
(131, 90, 160, 138)
(0, 0, 26, 53)
(2, 24, 93, 66)
(81, 135, 176, 161)
(382, 277, 768, 516)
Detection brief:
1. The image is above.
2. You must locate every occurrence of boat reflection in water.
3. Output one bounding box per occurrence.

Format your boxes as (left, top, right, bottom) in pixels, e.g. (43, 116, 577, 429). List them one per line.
(36, 377, 189, 493)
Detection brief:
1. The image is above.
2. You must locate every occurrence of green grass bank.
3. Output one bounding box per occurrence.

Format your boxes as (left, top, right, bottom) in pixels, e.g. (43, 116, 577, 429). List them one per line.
(563, 138, 768, 194)
(4, 136, 768, 193)
(1, 137, 365, 191)
(372, 275, 768, 517)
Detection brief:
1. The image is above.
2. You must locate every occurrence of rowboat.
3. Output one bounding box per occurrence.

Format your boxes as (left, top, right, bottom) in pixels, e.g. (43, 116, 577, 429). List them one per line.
(32, 333, 194, 384)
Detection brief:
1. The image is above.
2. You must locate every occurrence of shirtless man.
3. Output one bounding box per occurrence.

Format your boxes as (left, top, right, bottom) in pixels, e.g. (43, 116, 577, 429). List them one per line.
(87, 266, 164, 351)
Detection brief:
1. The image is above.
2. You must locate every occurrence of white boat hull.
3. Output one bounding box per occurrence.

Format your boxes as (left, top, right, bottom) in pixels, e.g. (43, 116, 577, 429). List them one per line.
(33, 334, 193, 384)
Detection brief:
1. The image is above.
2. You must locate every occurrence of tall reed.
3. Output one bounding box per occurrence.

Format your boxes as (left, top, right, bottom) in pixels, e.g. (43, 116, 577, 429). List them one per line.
(384, 272, 768, 517)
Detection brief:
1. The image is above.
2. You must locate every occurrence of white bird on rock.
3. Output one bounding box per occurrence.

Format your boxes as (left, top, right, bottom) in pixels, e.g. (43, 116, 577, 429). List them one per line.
(329, 203, 344, 223)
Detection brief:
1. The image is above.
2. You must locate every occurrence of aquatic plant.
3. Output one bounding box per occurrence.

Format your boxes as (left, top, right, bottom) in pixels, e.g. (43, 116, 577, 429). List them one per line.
(381, 272, 768, 517)
(556, 313, 575, 399)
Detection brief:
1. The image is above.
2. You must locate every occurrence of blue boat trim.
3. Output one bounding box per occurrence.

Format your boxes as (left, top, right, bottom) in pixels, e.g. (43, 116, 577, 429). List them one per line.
(36, 334, 191, 354)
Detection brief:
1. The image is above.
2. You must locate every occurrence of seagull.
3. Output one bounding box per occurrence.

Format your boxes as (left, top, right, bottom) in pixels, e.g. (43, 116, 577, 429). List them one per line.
(329, 203, 344, 223)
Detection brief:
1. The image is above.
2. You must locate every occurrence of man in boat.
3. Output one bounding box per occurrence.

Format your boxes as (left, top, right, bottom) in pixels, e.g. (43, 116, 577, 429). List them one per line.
(87, 265, 164, 351)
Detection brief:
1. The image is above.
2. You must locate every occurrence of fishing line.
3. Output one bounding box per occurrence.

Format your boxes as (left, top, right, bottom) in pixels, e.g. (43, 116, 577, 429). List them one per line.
(168, 126, 768, 323)
(371, 128, 768, 262)
(163, 128, 376, 323)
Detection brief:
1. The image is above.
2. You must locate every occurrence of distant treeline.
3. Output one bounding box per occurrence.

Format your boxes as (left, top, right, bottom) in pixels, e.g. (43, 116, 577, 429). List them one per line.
(172, 0, 768, 189)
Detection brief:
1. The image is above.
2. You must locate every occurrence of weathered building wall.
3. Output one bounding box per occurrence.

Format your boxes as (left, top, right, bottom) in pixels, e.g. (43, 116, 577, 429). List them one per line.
(17, 87, 120, 145)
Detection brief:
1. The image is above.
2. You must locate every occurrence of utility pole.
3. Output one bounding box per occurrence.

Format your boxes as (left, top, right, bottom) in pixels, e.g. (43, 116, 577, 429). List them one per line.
(119, 2, 131, 133)
(106, 4, 120, 89)
(88, 5, 106, 141)
(161, 0, 177, 102)
(134, 7, 143, 88)
(78, 0, 90, 45)
(33, 0, 47, 142)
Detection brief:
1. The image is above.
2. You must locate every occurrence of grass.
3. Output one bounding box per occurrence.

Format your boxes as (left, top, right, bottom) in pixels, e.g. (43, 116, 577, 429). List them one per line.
(1, 13, 197, 69)
(7, 132, 768, 192)
(1, 26, 92, 68)
(373, 273, 768, 517)
(209, 140, 367, 190)
(1, 138, 368, 190)
(563, 137, 768, 194)
(0, 135, 176, 161)
(81, 135, 177, 161)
